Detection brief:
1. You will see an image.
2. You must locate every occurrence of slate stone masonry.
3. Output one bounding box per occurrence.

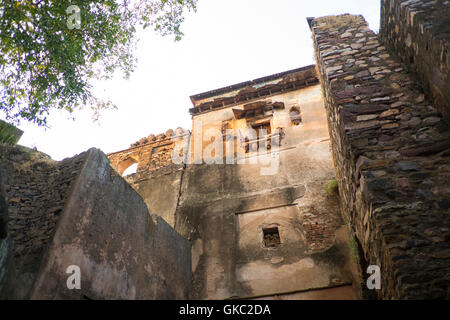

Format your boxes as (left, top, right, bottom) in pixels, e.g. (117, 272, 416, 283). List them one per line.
(380, 0, 450, 124)
(0, 144, 87, 294)
(310, 14, 450, 299)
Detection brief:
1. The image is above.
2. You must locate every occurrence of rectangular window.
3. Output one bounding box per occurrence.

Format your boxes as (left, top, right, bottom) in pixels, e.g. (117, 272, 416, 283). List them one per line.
(252, 121, 271, 138)
(263, 227, 281, 248)
(245, 121, 272, 153)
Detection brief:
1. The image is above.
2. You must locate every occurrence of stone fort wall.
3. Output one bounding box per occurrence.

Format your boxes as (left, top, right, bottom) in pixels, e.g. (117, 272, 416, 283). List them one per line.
(380, 0, 450, 124)
(0, 146, 192, 299)
(310, 12, 450, 299)
(0, 145, 87, 297)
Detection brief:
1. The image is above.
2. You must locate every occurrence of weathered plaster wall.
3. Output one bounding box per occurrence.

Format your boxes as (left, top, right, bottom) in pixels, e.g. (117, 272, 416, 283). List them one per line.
(311, 14, 450, 299)
(380, 0, 450, 124)
(189, 85, 327, 164)
(108, 129, 190, 227)
(175, 85, 357, 300)
(30, 149, 192, 300)
(132, 168, 184, 227)
(108, 128, 190, 177)
(253, 284, 356, 300)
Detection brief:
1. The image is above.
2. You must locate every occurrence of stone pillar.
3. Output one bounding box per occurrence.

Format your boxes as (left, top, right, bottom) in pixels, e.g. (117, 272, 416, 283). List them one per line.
(310, 14, 450, 299)
(380, 0, 450, 124)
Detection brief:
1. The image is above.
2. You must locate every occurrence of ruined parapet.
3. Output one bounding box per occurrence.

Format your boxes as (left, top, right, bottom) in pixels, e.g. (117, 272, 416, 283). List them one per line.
(310, 14, 450, 299)
(380, 0, 450, 124)
(107, 128, 191, 227)
(108, 128, 191, 181)
(0, 120, 23, 145)
(30, 149, 191, 299)
(0, 145, 192, 299)
(189, 66, 318, 116)
(187, 66, 321, 165)
(107, 128, 191, 228)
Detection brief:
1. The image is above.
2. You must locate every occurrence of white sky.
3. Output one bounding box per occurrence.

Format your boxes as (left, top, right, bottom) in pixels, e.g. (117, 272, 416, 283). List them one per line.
(15, 0, 381, 161)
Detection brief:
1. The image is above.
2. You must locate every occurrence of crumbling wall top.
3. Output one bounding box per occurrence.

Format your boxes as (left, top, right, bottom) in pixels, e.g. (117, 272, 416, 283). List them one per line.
(189, 65, 319, 116)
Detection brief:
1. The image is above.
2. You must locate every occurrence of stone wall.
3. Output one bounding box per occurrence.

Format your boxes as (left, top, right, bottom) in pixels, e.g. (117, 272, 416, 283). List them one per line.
(0, 175, 14, 298)
(0, 144, 87, 298)
(177, 162, 354, 300)
(380, 0, 450, 124)
(175, 85, 358, 300)
(107, 129, 190, 227)
(0, 145, 192, 299)
(310, 14, 450, 299)
(132, 169, 184, 227)
(0, 176, 7, 239)
(30, 149, 191, 300)
(108, 128, 190, 179)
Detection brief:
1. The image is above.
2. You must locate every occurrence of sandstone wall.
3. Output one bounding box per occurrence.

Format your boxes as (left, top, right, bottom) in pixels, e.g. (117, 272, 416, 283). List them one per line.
(108, 128, 190, 178)
(176, 86, 357, 300)
(311, 14, 450, 299)
(380, 0, 450, 124)
(108, 129, 190, 227)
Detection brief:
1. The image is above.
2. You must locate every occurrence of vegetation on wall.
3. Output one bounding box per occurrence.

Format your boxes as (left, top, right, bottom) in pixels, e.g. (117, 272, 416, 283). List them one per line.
(326, 179, 339, 196)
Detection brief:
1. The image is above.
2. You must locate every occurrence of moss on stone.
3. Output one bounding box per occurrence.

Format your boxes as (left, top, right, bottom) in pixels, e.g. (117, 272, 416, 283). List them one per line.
(326, 179, 339, 196)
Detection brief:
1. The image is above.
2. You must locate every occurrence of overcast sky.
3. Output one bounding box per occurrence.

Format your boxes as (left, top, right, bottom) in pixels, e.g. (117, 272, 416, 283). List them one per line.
(15, 0, 381, 161)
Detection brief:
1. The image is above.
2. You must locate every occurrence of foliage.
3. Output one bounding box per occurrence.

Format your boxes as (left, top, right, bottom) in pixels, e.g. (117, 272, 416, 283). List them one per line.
(0, 119, 23, 144)
(326, 179, 339, 196)
(0, 0, 197, 126)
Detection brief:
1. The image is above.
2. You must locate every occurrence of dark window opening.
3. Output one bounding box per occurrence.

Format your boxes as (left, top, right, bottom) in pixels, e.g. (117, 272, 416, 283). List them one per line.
(252, 121, 272, 138)
(263, 227, 281, 248)
(245, 121, 272, 153)
(289, 107, 302, 126)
